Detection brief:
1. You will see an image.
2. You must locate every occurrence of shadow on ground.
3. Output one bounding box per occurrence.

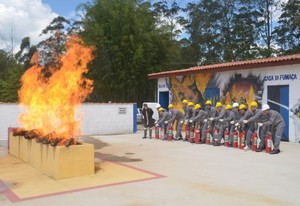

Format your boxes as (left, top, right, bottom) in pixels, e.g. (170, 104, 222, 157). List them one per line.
(81, 136, 142, 164)
(81, 136, 110, 150)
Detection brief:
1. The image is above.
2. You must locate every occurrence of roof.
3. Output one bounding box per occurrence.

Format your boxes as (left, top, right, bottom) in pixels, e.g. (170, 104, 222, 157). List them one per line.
(148, 54, 300, 79)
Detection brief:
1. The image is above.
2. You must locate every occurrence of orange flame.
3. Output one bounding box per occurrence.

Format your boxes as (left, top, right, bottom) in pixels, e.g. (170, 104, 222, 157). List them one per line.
(18, 36, 94, 141)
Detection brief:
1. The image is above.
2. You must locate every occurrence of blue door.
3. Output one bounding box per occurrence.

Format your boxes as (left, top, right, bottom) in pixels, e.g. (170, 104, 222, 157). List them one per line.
(204, 88, 220, 107)
(267, 85, 289, 141)
(159, 91, 169, 111)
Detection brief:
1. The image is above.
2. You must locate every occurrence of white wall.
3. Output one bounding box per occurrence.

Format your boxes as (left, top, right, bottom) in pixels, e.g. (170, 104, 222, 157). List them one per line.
(0, 103, 136, 141)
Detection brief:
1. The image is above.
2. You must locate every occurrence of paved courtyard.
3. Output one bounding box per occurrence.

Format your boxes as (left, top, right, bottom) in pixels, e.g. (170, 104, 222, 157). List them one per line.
(0, 130, 300, 206)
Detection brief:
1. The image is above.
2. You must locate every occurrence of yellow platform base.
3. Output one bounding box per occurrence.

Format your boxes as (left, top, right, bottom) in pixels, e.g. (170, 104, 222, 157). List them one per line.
(9, 133, 94, 179)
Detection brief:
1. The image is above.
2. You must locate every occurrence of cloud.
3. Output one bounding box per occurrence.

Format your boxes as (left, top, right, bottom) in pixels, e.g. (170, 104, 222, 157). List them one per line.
(0, 0, 58, 52)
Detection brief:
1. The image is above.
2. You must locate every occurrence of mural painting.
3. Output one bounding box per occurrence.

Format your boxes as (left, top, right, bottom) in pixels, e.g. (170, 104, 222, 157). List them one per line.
(168, 72, 263, 113)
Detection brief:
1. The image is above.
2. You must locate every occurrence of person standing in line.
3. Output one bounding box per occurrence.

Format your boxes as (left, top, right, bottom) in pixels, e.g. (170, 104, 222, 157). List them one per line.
(168, 104, 184, 140)
(260, 104, 285, 154)
(244, 103, 270, 152)
(213, 102, 226, 146)
(202, 100, 217, 141)
(142, 103, 154, 139)
(182, 102, 195, 141)
(191, 104, 207, 143)
(236, 104, 253, 150)
(157, 107, 172, 140)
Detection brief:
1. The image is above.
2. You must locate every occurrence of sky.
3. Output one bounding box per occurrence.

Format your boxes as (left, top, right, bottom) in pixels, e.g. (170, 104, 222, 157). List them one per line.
(0, 0, 88, 52)
(0, 0, 285, 53)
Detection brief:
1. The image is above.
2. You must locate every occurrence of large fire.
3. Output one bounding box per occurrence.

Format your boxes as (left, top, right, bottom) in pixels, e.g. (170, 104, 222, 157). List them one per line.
(17, 36, 94, 146)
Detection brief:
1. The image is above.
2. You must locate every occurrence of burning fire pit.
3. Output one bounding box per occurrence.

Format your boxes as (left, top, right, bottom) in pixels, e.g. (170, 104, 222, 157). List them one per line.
(9, 128, 94, 179)
(8, 36, 96, 179)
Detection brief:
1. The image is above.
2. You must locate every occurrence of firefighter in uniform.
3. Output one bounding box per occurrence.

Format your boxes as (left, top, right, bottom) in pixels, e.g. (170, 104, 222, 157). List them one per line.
(213, 102, 226, 146)
(244, 103, 270, 152)
(202, 100, 217, 142)
(223, 104, 234, 143)
(182, 102, 195, 141)
(236, 104, 253, 150)
(168, 104, 184, 140)
(191, 104, 207, 143)
(142, 103, 154, 139)
(157, 107, 172, 140)
(260, 104, 285, 154)
(225, 103, 241, 146)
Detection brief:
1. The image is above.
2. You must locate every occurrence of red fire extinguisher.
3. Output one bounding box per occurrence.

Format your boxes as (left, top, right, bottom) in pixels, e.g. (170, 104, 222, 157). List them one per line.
(265, 132, 272, 153)
(239, 131, 245, 149)
(213, 127, 219, 145)
(189, 126, 195, 143)
(167, 124, 173, 141)
(185, 123, 190, 141)
(155, 125, 159, 139)
(195, 128, 200, 144)
(160, 127, 164, 140)
(206, 128, 211, 145)
(224, 128, 229, 147)
(232, 130, 238, 148)
(251, 131, 258, 151)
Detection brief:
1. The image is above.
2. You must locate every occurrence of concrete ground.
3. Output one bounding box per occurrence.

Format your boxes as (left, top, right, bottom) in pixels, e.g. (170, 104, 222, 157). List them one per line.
(0, 130, 300, 206)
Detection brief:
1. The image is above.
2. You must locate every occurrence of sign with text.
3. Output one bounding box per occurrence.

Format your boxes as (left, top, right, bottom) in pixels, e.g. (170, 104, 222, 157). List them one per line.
(264, 73, 297, 82)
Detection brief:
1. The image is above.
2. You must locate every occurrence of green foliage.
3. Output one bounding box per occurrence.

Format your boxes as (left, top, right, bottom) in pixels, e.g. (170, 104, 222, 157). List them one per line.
(0, 50, 24, 102)
(80, 0, 175, 104)
(274, 0, 300, 55)
(15, 37, 37, 69)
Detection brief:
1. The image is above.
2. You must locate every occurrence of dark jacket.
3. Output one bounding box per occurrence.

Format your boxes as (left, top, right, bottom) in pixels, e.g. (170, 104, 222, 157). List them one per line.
(142, 108, 154, 127)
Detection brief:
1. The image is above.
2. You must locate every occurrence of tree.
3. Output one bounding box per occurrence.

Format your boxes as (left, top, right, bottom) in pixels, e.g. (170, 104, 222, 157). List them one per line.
(184, 0, 225, 66)
(80, 0, 172, 104)
(15, 37, 37, 69)
(256, 0, 281, 57)
(274, 0, 300, 55)
(230, 0, 261, 60)
(38, 16, 71, 78)
(0, 50, 24, 102)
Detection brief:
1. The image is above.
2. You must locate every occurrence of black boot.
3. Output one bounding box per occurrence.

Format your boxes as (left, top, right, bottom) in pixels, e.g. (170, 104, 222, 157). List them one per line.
(256, 147, 263, 152)
(270, 149, 280, 154)
(149, 129, 152, 139)
(142, 130, 147, 139)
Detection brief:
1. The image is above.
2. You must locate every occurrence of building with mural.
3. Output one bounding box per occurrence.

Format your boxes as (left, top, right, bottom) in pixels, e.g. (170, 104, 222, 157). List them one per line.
(148, 54, 300, 143)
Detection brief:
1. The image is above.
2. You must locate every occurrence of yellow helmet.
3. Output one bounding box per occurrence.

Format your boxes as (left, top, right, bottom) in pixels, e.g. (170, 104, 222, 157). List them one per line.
(168, 104, 174, 109)
(195, 104, 201, 110)
(225, 104, 232, 110)
(250, 101, 258, 107)
(188, 102, 194, 107)
(158, 107, 165, 112)
(215, 102, 222, 108)
(205, 100, 212, 105)
(239, 104, 247, 110)
(182, 99, 188, 104)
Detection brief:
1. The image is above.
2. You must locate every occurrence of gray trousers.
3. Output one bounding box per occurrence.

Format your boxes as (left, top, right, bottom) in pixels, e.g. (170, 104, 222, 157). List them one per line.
(258, 125, 269, 149)
(216, 124, 225, 142)
(174, 118, 183, 139)
(271, 123, 285, 150)
(202, 121, 215, 141)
